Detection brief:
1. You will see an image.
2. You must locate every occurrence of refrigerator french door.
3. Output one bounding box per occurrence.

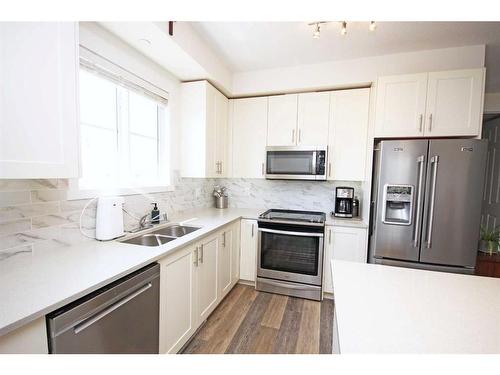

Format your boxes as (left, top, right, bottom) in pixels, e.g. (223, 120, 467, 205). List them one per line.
(369, 139, 487, 274)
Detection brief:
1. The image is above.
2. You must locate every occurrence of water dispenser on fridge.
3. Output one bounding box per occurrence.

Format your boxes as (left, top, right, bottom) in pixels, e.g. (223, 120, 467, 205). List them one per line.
(382, 184, 414, 226)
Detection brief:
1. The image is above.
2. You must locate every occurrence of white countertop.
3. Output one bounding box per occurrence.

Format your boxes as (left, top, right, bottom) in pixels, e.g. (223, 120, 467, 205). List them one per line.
(331, 260, 500, 353)
(325, 216, 368, 228)
(0, 207, 261, 337)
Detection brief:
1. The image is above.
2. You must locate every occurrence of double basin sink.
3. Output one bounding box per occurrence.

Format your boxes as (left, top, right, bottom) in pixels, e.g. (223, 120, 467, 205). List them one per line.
(122, 224, 201, 247)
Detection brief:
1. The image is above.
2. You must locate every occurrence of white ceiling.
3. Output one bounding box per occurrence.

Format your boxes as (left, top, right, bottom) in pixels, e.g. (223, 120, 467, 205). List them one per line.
(190, 22, 500, 92)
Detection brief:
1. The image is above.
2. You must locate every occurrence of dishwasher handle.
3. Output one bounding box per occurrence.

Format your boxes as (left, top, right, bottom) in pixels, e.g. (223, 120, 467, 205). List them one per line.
(73, 282, 152, 335)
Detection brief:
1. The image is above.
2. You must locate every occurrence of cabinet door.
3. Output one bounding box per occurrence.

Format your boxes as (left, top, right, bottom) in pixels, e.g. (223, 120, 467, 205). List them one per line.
(231, 97, 268, 178)
(323, 226, 368, 294)
(159, 246, 197, 354)
(374, 73, 428, 137)
(297, 92, 330, 145)
(424, 68, 484, 137)
(231, 222, 240, 285)
(218, 228, 233, 298)
(240, 219, 258, 282)
(0, 22, 79, 178)
(328, 89, 370, 181)
(197, 235, 219, 322)
(267, 94, 298, 146)
(215, 89, 229, 176)
(205, 83, 218, 178)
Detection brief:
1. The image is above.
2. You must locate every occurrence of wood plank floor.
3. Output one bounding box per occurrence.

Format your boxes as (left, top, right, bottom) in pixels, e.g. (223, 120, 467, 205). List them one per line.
(181, 284, 334, 354)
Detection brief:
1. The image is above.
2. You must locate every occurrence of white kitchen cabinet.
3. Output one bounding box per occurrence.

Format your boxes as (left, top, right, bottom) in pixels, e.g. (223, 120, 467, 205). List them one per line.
(159, 244, 197, 354)
(323, 225, 368, 294)
(0, 22, 79, 178)
(297, 92, 330, 145)
(374, 69, 485, 138)
(267, 94, 298, 146)
(240, 219, 258, 282)
(218, 226, 233, 298)
(0, 317, 48, 354)
(231, 97, 268, 178)
(230, 222, 241, 286)
(181, 80, 229, 178)
(328, 89, 370, 181)
(196, 234, 219, 323)
(374, 73, 428, 137)
(424, 69, 484, 137)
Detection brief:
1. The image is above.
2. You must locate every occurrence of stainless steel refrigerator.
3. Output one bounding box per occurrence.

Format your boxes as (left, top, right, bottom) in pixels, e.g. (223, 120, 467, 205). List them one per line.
(369, 139, 487, 274)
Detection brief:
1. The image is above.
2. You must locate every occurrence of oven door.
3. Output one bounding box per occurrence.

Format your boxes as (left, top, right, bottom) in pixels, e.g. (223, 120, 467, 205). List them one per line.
(266, 147, 322, 180)
(257, 226, 324, 286)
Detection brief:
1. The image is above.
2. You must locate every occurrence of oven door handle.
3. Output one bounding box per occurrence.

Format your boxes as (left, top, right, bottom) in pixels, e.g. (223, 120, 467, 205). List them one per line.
(258, 227, 324, 237)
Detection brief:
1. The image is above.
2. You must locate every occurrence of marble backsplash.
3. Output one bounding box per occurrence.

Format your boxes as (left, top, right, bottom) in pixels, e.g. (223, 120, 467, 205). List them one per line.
(217, 178, 362, 214)
(0, 172, 216, 259)
(0, 174, 362, 259)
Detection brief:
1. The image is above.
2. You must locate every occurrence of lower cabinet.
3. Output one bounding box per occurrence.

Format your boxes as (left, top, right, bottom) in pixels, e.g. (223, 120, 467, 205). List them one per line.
(323, 225, 368, 295)
(159, 221, 240, 354)
(239, 219, 258, 282)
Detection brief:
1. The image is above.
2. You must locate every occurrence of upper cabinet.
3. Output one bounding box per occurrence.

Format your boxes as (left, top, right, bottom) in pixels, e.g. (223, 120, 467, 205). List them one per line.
(0, 22, 79, 178)
(297, 92, 330, 145)
(231, 97, 268, 178)
(267, 94, 298, 146)
(328, 89, 370, 181)
(374, 68, 485, 138)
(181, 81, 229, 178)
(267, 92, 330, 146)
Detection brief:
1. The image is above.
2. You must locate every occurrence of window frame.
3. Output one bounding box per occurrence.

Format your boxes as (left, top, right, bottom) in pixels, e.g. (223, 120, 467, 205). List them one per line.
(67, 48, 173, 201)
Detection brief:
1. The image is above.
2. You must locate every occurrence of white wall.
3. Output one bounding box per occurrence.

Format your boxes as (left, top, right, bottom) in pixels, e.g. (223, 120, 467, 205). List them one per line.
(232, 45, 486, 96)
(79, 22, 183, 171)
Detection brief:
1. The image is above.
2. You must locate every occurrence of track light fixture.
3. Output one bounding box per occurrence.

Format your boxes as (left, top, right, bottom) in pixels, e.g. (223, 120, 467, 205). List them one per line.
(308, 21, 327, 39)
(369, 21, 377, 31)
(340, 21, 347, 35)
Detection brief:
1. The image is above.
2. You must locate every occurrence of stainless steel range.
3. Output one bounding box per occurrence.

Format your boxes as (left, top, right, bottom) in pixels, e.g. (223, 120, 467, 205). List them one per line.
(256, 209, 325, 301)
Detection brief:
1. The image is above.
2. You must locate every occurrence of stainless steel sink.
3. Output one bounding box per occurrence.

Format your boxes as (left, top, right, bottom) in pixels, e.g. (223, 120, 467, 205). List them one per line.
(122, 234, 176, 247)
(151, 225, 200, 237)
(121, 224, 201, 247)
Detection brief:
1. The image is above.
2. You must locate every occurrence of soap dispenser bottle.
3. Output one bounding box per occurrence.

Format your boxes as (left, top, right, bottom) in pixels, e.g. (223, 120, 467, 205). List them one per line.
(151, 203, 160, 224)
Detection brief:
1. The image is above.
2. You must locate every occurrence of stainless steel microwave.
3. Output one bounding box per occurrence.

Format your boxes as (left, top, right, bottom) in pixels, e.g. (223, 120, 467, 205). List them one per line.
(265, 146, 327, 180)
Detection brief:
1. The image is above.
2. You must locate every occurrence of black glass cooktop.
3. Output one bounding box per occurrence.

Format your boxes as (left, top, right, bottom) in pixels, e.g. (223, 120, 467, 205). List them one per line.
(258, 209, 326, 224)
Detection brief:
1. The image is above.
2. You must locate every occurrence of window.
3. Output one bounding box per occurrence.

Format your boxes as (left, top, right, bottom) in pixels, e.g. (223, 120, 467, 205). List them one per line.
(76, 65, 170, 194)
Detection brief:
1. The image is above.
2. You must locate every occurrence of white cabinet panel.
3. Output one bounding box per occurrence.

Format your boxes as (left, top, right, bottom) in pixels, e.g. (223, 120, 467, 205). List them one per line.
(267, 94, 298, 146)
(181, 81, 229, 178)
(0, 317, 48, 354)
(159, 246, 196, 354)
(297, 92, 330, 145)
(196, 235, 219, 322)
(374, 73, 428, 137)
(240, 219, 258, 282)
(231, 222, 240, 285)
(323, 226, 368, 294)
(425, 69, 484, 137)
(218, 227, 233, 297)
(231, 97, 268, 178)
(328, 89, 370, 181)
(0, 22, 79, 178)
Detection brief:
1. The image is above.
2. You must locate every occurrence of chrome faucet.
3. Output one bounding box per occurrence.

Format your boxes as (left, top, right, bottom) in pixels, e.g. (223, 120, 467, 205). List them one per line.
(130, 212, 169, 233)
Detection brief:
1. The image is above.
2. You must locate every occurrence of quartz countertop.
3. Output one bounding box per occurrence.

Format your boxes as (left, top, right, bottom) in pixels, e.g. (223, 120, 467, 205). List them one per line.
(325, 216, 368, 228)
(331, 260, 500, 353)
(0, 208, 261, 337)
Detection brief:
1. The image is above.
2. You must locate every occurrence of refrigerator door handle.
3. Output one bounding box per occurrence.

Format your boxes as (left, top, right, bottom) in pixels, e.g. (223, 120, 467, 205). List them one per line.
(425, 155, 440, 248)
(412, 155, 425, 247)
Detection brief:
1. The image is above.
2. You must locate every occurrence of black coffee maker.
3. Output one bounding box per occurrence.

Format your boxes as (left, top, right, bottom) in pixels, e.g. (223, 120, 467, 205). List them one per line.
(334, 187, 354, 218)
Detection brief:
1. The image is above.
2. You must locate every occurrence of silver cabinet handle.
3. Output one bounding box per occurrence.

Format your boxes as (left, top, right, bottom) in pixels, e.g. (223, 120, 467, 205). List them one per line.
(328, 162, 332, 178)
(413, 155, 425, 247)
(428, 114, 433, 132)
(73, 282, 152, 335)
(425, 155, 439, 248)
(222, 232, 226, 247)
(259, 227, 324, 238)
(419, 114, 423, 132)
(215, 162, 220, 174)
(298, 129, 302, 143)
(292, 129, 295, 144)
(194, 247, 199, 267)
(261, 163, 265, 176)
(220, 161, 223, 175)
(251, 223, 254, 237)
(328, 228, 332, 245)
(200, 244, 204, 263)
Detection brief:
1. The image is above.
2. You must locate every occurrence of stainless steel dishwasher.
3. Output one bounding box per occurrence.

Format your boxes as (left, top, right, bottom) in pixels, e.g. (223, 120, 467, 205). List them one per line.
(47, 263, 160, 354)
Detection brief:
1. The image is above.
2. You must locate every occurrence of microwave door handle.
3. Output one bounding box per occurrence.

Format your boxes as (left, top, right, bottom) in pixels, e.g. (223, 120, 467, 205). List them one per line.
(412, 155, 425, 247)
(312, 151, 317, 175)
